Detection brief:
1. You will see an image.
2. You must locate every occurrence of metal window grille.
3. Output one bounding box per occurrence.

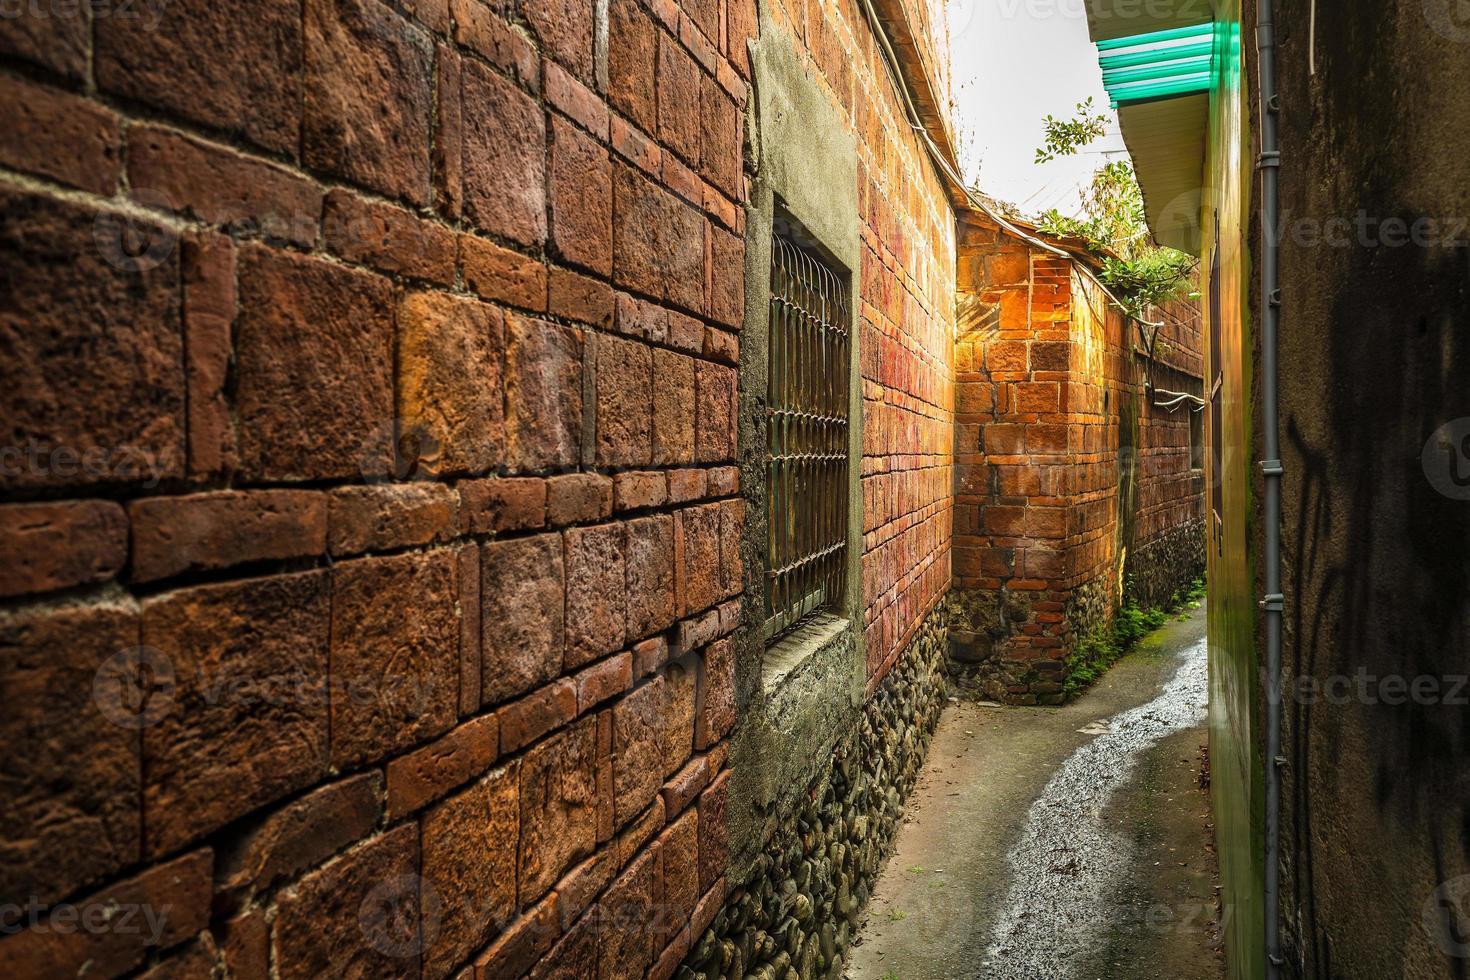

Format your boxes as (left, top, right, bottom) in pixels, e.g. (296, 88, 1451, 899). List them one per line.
(764, 232, 851, 640)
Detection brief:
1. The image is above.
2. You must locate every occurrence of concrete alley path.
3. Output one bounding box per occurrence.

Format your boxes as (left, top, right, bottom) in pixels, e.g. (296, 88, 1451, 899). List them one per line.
(847, 605, 1223, 980)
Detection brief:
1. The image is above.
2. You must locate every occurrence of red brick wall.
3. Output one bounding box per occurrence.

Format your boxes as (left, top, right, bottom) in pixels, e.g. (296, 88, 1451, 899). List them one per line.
(951, 215, 1203, 702)
(0, 0, 952, 977)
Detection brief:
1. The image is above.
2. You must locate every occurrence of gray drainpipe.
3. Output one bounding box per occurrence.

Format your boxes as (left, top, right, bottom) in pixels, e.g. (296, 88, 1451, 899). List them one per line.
(1256, 0, 1285, 975)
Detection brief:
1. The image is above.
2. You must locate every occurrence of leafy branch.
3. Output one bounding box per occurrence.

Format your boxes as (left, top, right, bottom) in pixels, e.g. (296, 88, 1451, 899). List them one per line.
(1034, 97, 1108, 164)
(1033, 101, 1193, 319)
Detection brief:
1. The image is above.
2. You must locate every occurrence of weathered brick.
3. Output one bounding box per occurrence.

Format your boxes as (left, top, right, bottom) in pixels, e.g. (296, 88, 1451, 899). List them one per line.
(219, 911, 268, 980)
(506, 316, 584, 471)
(666, 467, 708, 503)
(719, 498, 744, 597)
(653, 349, 697, 465)
(547, 473, 614, 525)
(528, 908, 599, 979)
(707, 223, 746, 329)
(615, 795, 665, 868)
(499, 679, 578, 753)
(397, 289, 505, 476)
(0, 850, 211, 980)
(0, 599, 141, 907)
(550, 267, 616, 327)
(324, 189, 456, 282)
(422, 764, 519, 979)
(461, 234, 548, 310)
(707, 466, 739, 497)
(703, 326, 739, 365)
(697, 769, 730, 891)
(235, 246, 393, 481)
(695, 361, 736, 463)
(96, 0, 302, 155)
(550, 117, 613, 276)
(660, 754, 709, 817)
(616, 471, 669, 512)
(141, 572, 330, 855)
(657, 32, 701, 163)
(1016, 381, 1059, 414)
(463, 58, 547, 244)
(595, 334, 654, 467)
(634, 636, 670, 679)
(699, 75, 742, 202)
(305, 0, 434, 204)
(474, 893, 559, 979)
(0, 75, 121, 195)
(451, 0, 540, 88)
(612, 162, 704, 311)
(0, 0, 87, 78)
(385, 713, 500, 818)
(459, 477, 547, 533)
(136, 939, 222, 980)
(521, 0, 594, 80)
(566, 523, 628, 667)
(330, 550, 460, 767)
(667, 309, 705, 352)
(217, 773, 383, 901)
(482, 534, 564, 706)
(434, 42, 464, 217)
(658, 809, 700, 933)
(612, 676, 665, 826)
(695, 637, 735, 748)
(328, 482, 458, 555)
(599, 849, 656, 978)
(128, 126, 321, 247)
(544, 65, 606, 142)
(660, 659, 697, 777)
(627, 515, 676, 638)
(617, 291, 670, 343)
(519, 716, 598, 903)
(0, 501, 128, 598)
(129, 490, 326, 582)
(182, 233, 238, 479)
(274, 825, 419, 980)
(459, 544, 480, 717)
(0, 189, 183, 492)
(676, 504, 723, 616)
(576, 652, 634, 713)
(608, 0, 658, 132)
(612, 113, 662, 175)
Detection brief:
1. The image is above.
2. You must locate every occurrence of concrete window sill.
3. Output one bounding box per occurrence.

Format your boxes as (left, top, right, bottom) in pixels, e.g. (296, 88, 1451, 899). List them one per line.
(762, 611, 849, 692)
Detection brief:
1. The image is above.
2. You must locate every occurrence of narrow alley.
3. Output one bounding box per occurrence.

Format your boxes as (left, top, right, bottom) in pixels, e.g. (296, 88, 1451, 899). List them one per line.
(850, 606, 1222, 980)
(2, 0, 1467, 978)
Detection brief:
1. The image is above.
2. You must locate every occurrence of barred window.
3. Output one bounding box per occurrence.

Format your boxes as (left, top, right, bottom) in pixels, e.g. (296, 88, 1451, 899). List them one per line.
(764, 230, 851, 641)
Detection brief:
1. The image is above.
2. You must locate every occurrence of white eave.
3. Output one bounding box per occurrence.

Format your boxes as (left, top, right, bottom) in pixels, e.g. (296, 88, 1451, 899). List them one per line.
(1084, 3, 1213, 255)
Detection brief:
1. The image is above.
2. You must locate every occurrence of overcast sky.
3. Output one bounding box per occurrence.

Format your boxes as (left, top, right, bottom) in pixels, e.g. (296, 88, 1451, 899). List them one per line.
(946, 0, 1132, 218)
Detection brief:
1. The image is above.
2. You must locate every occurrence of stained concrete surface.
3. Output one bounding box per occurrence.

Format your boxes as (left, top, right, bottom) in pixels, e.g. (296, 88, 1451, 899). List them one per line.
(846, 604, 1222, 980)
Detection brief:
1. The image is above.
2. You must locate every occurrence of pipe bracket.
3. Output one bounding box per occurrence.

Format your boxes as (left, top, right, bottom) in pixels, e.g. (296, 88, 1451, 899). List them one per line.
(1260, 593, 1285, 611)
(1261, 459, 1284, 477)
(1258, 150, 1281, 169)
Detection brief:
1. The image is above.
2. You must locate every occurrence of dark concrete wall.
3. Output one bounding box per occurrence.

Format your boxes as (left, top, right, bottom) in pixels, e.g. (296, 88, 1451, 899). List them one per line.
(1257, 0, 1470, 975)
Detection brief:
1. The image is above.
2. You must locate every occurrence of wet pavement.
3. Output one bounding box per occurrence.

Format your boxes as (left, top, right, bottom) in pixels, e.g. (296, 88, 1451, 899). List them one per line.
(846, 604, 1223, 980)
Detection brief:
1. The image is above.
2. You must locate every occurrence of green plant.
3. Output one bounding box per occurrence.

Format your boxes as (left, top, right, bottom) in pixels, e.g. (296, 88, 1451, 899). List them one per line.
(1034, 104, 1195, 318)
(1034, 97, 1109, 164)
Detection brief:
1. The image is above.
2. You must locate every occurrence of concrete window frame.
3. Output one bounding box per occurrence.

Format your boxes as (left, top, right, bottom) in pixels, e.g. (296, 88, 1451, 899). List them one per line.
(724, 11, 868, 877)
